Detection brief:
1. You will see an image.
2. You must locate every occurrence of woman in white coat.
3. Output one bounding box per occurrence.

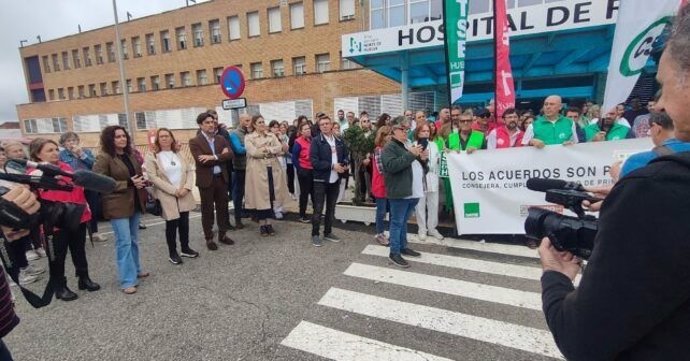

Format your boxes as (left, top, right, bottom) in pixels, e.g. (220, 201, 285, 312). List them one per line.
(145, 128, 199, 265)
(413, 123, 444, 241)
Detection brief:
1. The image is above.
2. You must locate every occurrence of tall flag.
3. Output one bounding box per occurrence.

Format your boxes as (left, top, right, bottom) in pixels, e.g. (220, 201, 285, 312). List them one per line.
(493, 0, 515, 118)
(443, 0, 469, 105)
(603, 0, 681, 110)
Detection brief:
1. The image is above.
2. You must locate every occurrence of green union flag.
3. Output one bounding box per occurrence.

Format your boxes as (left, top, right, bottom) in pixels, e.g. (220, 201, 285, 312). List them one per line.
(443, 0, 469, 104)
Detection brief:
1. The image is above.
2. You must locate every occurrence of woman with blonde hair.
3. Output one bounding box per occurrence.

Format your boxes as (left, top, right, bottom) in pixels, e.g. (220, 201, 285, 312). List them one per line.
(244, 115, 288, 236)
(145, 128, 199, 265)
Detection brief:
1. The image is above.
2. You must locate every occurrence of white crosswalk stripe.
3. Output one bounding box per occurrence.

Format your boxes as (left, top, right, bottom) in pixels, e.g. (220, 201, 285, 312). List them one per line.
(280, 240, 565, 360)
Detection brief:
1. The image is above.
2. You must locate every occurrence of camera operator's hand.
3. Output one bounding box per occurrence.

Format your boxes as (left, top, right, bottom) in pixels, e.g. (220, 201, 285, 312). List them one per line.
(1, 186, 40, 241)
(582, 185, 613, 212)
(538, 237, 582, 281)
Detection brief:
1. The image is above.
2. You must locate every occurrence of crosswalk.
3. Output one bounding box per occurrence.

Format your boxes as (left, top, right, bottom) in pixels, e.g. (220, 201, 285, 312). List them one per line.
(280, 238, 565, 360)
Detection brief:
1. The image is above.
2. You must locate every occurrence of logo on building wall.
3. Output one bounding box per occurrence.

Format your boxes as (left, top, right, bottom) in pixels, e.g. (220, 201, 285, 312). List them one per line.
(349, 37, 362, 54)
(619, 17, 672, 77)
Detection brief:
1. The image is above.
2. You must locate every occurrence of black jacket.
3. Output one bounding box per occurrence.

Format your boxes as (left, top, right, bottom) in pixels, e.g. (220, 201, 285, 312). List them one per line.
(310, 133, 349, 183)
(541, 151, 690, 361)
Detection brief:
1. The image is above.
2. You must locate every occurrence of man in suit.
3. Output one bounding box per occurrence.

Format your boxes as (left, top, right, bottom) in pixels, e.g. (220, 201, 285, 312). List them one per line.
(189, 111, 235, 250)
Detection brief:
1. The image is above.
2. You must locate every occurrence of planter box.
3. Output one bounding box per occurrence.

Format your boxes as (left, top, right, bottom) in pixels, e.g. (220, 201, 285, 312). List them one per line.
(335, 203, 386, 226)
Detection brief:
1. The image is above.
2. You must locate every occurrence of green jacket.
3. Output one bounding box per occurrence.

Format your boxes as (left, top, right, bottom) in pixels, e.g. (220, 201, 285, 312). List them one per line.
(533, 115, 574, 145)
(447, 131, 485, 151)
(584, 122, 630, 142)
(381, 139, 427, 199)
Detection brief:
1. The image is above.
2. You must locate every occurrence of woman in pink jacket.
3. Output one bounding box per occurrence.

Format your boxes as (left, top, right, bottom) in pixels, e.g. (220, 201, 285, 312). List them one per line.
(371, 126, 392, 246)
(29, 138, 100, 302)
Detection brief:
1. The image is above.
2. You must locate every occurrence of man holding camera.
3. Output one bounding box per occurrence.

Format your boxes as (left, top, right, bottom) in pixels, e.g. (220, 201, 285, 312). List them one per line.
(538, 7, 690, 360)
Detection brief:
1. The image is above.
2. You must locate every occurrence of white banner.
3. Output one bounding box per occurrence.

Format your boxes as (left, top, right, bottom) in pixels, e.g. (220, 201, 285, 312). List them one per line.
(446, 139, 653, 235)
(602, 0, 678, 110)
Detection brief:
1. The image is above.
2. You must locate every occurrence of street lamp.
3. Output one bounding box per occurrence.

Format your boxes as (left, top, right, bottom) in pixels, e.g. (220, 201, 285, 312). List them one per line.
(111, 0, 136, 142)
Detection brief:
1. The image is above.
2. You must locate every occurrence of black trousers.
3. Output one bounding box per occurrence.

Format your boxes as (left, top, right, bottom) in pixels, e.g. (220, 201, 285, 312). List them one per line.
(311, 179, 340, 236)
(85, 190, 102, 233)
(232, 170, 246, 221)
(165, 211, 190, 256)
(2, 235, 30, 277)
(297, 169, 314, 218)
(287, 164, 295, 194)
(199, 176, 231, 240)
(49, 223, 89, 282)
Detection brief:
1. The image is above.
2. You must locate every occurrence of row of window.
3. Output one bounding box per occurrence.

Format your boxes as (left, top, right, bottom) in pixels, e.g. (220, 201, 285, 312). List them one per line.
(45, 54, 360, 101)
(40, 0, 356, 74)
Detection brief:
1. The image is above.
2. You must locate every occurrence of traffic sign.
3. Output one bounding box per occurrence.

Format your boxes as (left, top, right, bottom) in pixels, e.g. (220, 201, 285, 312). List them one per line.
(220, 66, 246, 99)
(221, 98, 247, 110)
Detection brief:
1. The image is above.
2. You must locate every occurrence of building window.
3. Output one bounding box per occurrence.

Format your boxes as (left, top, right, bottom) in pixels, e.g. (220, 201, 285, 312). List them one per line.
(95, 45, 104, 64)
(247, 11, 260, 37)
(196, 69, 208, 85)
(88, 84, 97, 97)
(314, 0, 329, 25)
(268, 7, 282, 33)
(176, 27, 187, 50)
(53, 118, 68, 133)
(192, 23, 204, 47)
(99, 82, 108, 96)
(132, 37, 142, 57)
(371, 0, 385, 29)
(210, 20, 221, 43)
(340, 57, 359, 70)
(410, 0, 443, 24)
(340, 0, 355, 20)
(52, 54, 60, 71)
(214, 67, 224, 82)
(293, 56, 306, 75)
(271, 59, 284, 77)
(228, 16, 241, 40)
(290, 2, 305, 29)
(389, 0, 405, 27)
(106, 42, 116, 62)
(316, 53, 330, 73)
(57, 88, 65, 100)
(165, 73, 175, 88)
(151, 75, 160, 90)
(161, 31, 171, 53)
(112, 81, 120, 94)
(82, 47, 92, 67)
(126, 79, 133, 93)
(48, 89, 55, 100)
(120, 39, 129, 59)
(62, 51, 70, 70)
(250, 62, 263, 79)
(137, 78, 146, 92)
(77, 85, 84, 98)
(72, 50, 81, 68)
(146, 34, 156, 55)
(67, 87, 75, 100)
(181, 72, 192, 86)
(42, 56, 51, 73)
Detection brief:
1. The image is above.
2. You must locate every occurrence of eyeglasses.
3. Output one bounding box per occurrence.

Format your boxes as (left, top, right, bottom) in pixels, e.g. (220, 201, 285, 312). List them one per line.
(459, 119, 473, 123)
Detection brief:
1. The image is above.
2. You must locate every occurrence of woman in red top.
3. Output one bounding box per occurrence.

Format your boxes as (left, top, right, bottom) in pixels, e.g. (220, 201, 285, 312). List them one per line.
(372, 126, 392, 246)
(291, 121, 314, 223)
(28, 138, 100, 301)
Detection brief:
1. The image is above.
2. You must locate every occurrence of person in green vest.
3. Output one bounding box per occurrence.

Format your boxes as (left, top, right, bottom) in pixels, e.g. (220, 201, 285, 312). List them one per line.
(521, 95, 579, 148)
(584, 107, 631, 142)
(441, 110, 486, 212)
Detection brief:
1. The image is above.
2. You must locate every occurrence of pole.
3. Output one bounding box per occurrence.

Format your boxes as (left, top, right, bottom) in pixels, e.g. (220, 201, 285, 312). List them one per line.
(493, 0, 498, 115)
(112, 0, 136, 141)
(401, 53, 409, 114)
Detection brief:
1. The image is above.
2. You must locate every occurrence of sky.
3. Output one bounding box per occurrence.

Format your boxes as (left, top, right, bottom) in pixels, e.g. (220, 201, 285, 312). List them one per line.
(0, 0, 211, 123)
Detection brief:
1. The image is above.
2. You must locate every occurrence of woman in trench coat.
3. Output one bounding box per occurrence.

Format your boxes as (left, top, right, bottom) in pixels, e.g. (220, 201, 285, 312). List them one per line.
(244, 115, 289, 237)
(145, 128, 199, 265)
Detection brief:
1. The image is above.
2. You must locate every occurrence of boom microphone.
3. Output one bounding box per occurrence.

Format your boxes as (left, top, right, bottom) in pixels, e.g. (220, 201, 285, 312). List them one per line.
(9, 159, 116, 193)
(526, 178, 586, 192)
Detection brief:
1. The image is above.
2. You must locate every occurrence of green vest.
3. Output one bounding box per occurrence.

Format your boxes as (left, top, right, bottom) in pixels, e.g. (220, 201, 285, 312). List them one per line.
(584, 122, 630, 142)
(447, 131, 484, 151)
(532, 115, 574, 145)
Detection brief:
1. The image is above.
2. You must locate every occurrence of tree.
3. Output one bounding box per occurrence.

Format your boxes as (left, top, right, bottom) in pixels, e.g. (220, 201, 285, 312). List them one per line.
(343, 125, 375, 205)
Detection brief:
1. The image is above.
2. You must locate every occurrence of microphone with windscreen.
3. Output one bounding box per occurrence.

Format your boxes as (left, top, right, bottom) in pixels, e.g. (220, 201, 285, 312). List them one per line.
(526, 178, 586, 192)
(8, 159, 116, 194)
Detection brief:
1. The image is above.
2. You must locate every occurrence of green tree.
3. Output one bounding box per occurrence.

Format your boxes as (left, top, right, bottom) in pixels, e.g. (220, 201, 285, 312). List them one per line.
(343, 126, 375, 205)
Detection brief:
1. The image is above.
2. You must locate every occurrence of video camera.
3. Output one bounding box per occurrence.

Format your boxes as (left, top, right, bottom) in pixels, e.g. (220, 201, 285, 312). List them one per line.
(523, 178, 601, 260)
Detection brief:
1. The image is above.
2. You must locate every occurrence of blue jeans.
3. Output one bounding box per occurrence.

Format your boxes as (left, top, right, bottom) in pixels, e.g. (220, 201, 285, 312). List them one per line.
(388, 198, 419, 256)
(0, 339, 13, 361)
(110, 212, 142, 289)
(375, 197, 389, 235)
(232, 170, 246, 220)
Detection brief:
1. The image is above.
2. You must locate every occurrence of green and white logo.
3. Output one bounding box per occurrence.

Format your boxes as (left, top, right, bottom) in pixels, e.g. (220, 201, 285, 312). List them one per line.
(464, 202, 480, 218)
(619, 17, 672, 77)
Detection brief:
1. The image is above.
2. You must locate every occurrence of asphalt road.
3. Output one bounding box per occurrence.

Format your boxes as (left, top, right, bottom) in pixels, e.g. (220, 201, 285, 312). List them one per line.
(5, 212, 559, 361)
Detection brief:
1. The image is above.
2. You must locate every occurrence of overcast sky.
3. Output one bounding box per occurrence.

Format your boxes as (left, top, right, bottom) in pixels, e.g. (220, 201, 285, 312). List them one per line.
(0, 0, 211, 123)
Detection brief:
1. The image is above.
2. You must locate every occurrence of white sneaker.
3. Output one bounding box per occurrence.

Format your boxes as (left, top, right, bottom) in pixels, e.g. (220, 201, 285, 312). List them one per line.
(290, 193, 297, 201)
(18, 272, 40, 286)
(274, 211, 284, 220)
(417, 231, 427, 241)
(25, 250, 40, 261)
(428, 229, 444, 240)
(35, 247, 47, 258)
(22, 264, 45, 276)
(92, 233, 108, 242)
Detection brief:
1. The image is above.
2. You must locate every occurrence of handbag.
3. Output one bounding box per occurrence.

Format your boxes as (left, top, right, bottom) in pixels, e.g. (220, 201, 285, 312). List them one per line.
(146, 197, 162, 217)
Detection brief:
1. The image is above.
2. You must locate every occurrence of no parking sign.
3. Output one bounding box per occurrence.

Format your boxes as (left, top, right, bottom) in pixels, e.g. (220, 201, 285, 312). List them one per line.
(220, 66, 246, 100)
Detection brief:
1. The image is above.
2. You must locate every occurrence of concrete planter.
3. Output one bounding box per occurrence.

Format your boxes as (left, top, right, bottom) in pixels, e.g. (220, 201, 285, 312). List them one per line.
(335, 203, 383, 226)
